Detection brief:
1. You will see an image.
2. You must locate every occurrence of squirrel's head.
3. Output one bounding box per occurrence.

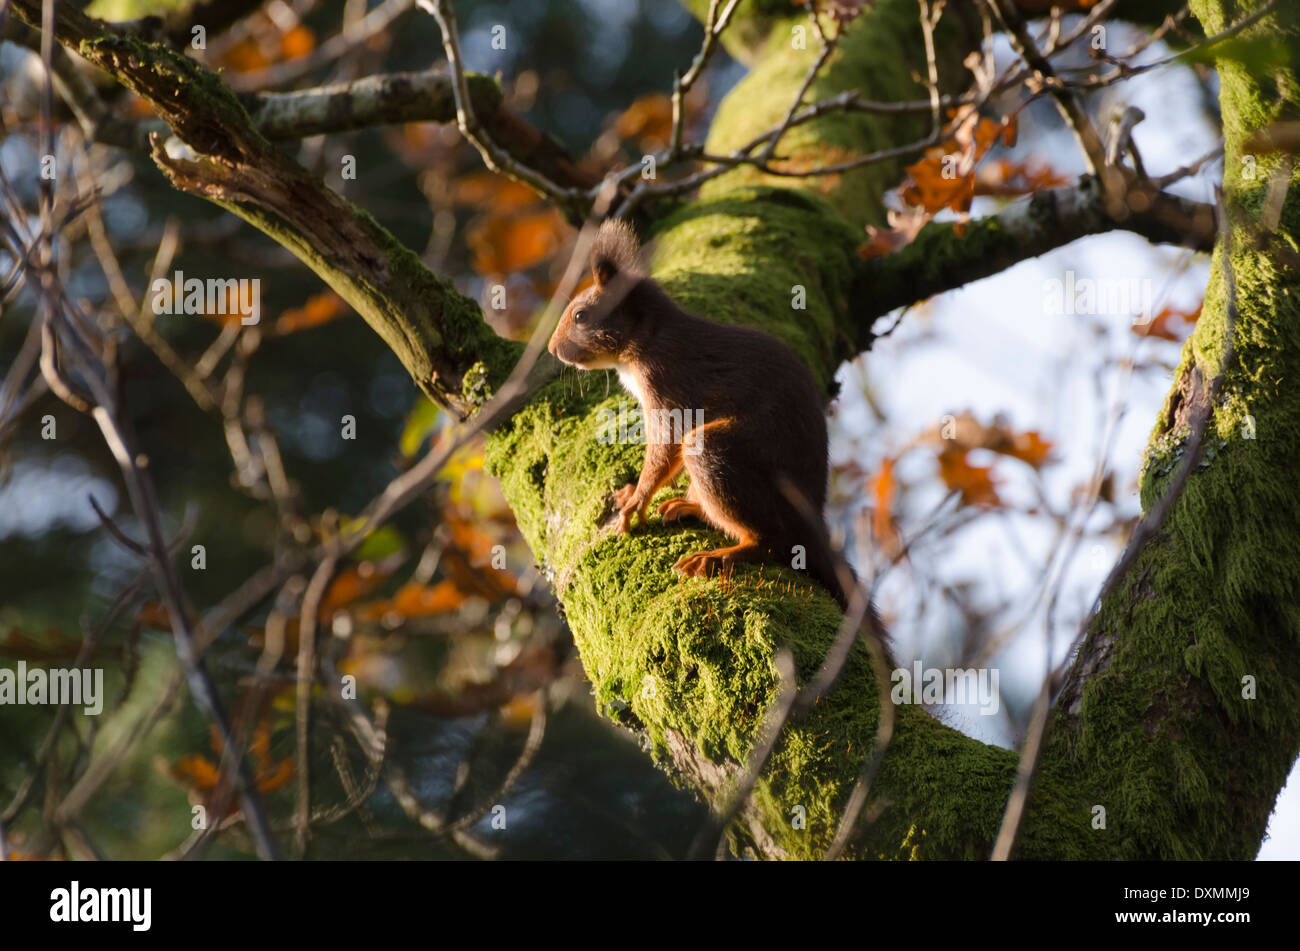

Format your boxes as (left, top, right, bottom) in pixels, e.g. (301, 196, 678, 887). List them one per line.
(548, 219, 644, 370)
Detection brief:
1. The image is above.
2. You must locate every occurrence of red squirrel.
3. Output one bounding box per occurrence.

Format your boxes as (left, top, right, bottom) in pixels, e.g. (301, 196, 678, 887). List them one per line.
(547, 220, 850, 609)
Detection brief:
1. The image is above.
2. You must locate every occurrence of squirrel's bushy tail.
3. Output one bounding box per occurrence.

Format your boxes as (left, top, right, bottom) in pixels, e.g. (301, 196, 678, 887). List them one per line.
(801, 532, 892, 648)
(802, 531, 851, 611)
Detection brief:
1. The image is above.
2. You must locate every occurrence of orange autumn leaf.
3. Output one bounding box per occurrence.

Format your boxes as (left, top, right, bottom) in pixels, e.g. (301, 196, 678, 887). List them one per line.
(466, 210, 566, 275)
(280, 25, 316, 60)
(499, 692, 541, 727)
(857, 227, 904, 260)
(246, 720, 293, 791)
(1002, 431, 1055, 469)
(977, 113, 1016, 151)
(1133, 304, 1201, 341)
(395, 122, 441, 157)
(248, 720, 272, 761)
(319, 562, 391, 618)
(453, 171, 540, 213)
(275, 290, 347, 336)
(869, 457, 900, 550)
(254, 758, 294, 793)
(613, 94, 674, 150)
(219, 38, 271, 74)
(170, 753, 222, 791)
(928, 411, 1056, 470)
(357, 579, 466, 620)
(901, 153, 976, 216)
(975, 157, 1069, 198)
(162, 717, 294, 806)
(191, 282, 246, 328)
(858, 208, 929, 260)
(937, 446, 1002, 507)
(386, 579, 465, 617)
(900, 115, 1017, 217)
(446, 509, 500, 564)
(441, 510, 522, 599)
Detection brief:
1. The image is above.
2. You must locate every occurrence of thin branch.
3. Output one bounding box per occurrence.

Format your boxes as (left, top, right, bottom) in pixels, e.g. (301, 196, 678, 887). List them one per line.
(985, 0, 1120, 209)
(759, 2, 839, 164)
(669, 0, 742, 160)
(293, 556, 336, 858)
(418, 0, 588, 217)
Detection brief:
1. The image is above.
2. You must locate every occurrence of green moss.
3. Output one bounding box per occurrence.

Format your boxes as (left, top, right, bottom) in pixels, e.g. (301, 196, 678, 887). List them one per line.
(485, 313, 1101, 860)
(678, 0, 806, 64)
(648, 188, 861, 392)
(487, 382, 1049, 858)
(698, 0, 968, 229)
(87, 0, 191, 18)
(78, 31, 254, 161)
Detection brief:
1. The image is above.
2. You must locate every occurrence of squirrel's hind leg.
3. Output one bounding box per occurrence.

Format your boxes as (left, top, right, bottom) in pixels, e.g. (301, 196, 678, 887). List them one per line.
(673, 538, 763, 579)
(657, 481, 703, 523)
(672, 485, 765, 577)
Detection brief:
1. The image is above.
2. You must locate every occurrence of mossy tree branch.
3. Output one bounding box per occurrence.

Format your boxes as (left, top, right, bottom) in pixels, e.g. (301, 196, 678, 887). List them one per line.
(487, 0, 1100, 859)
(10, 0, 526, 419)
(1040, 0, 1300, 859)
(246, 68, 599, 199)
(850, 178, 1218, 348)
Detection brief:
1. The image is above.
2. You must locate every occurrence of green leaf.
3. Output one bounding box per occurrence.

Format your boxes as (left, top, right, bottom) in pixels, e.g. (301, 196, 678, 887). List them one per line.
(399, 398, 442, 458)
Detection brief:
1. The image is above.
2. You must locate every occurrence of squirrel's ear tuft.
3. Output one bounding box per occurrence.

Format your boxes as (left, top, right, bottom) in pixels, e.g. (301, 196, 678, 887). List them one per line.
(591, 219, 641, 288)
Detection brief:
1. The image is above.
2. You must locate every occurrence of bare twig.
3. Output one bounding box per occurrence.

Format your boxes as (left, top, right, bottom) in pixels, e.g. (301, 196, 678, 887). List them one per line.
(669, 0, 742, 160)
(759, 3, 839, 164)
(985, 0, 1119, 207)
(418, 0, 588, 217)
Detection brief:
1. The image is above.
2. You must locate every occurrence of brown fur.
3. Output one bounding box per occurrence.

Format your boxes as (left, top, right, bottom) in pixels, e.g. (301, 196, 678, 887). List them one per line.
(548, 220, 850, 609)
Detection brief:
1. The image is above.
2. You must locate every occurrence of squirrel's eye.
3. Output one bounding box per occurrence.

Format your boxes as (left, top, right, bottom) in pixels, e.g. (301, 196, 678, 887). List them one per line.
(574, 309, 589, 323)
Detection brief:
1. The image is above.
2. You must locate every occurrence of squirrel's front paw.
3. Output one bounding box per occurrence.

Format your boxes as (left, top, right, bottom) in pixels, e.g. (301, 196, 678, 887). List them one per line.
(613, 484, 647, 534)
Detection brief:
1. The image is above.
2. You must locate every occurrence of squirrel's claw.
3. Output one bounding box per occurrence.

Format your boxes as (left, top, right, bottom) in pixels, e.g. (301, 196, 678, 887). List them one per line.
(657, 497, 703, 523)
(617, 503, 647, 534)
(674, 551, 717, 577)
(614, 483, 646, 534)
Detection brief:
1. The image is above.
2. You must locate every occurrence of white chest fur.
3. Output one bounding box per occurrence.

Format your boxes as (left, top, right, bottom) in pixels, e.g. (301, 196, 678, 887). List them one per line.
(616, 364, 645, 407)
